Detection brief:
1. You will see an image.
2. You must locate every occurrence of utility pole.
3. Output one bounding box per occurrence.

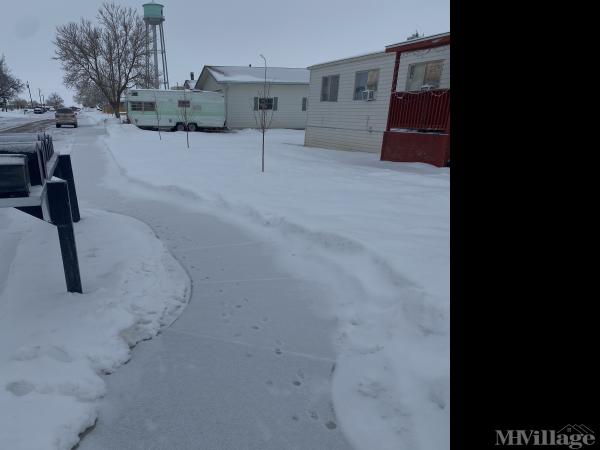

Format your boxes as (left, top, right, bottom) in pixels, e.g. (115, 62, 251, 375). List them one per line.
(26, 82, 34, 109)
(38, 88, 42, 107)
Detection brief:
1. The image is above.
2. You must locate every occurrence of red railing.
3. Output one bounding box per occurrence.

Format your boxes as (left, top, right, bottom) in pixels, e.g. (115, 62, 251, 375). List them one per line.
(387, 89, 450, 132)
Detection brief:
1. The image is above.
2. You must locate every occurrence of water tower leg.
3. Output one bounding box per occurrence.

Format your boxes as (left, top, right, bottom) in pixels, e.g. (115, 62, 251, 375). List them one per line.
(152, 26, 159, 89)
(159, 22, 169, 89)
(145, 23, 150, 88)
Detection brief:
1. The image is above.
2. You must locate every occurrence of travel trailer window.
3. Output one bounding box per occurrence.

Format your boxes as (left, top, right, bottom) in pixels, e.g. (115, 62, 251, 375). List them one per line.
(320, 75, 339, 102)
(130, 101, 155, 111)
(353, 69, 379, 100)
(406, 60, 443, 91)
(178, 100, 190, 108)
(302, 97, 307, 111)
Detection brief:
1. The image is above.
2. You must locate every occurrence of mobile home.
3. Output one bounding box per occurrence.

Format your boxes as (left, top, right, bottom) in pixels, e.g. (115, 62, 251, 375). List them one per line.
(193, 66, 309, 129)
(126, 89, 226, 131)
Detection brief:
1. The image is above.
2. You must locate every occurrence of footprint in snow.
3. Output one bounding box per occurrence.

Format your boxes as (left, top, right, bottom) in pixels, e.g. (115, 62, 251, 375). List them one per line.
(325, 421, 337, 430)
(6, 381, 35, 397)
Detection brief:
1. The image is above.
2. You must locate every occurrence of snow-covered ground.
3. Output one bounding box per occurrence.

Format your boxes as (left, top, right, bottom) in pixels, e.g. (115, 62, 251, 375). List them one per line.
(0, 109, 54, 131)
(1, 111, 449, 450)
(100, 118, 450, 450)
(0, 207, 189, 449)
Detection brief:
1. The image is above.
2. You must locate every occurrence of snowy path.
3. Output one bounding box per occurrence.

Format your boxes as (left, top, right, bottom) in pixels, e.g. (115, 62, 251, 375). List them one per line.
(64, 116, 352, 449)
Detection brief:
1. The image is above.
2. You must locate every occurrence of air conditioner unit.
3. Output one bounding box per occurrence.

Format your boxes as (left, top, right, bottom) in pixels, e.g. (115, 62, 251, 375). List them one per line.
(362, 90, 376, 101)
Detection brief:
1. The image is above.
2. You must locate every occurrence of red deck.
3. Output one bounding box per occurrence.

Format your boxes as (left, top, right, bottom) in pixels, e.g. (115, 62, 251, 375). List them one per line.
(386, 89, 450, 132)
(381, 33, 450, 167)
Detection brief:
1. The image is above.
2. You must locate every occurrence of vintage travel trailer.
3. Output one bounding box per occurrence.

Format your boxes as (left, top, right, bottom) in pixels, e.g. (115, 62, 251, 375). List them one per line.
(125, 89, 226, 131)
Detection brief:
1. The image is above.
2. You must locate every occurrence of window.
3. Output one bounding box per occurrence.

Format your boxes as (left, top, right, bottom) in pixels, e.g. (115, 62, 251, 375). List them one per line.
(253, 97, 278, 111)
(302, 97, 307, 111)
(130, 101, 155, 112)
(178, 100, 190, 108)
(320, 75, 339, 102)
(406, 60, 444, 91)
(353, 69, 379, 100)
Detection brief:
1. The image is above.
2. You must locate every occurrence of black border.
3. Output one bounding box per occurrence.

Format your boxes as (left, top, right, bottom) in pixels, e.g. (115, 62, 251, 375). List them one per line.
(451, 2, 599, 448)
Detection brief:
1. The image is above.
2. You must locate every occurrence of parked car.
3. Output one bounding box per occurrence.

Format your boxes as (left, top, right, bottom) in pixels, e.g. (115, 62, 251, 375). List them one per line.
(55, 107, 78, 128)
(33, 107, 43, 114)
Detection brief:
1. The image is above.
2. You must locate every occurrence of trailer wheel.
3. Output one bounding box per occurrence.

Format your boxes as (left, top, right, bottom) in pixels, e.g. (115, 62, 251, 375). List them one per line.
(188, 123, 197, 132)
(176, 123, 186, 131)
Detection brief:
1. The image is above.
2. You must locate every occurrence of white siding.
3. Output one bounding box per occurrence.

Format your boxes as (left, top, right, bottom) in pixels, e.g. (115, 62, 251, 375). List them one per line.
(224, 84, 308, 129)
(195, 73, 308, 129)
(200, 74, 222, 92)
(396, 45, 450, 91)
(304, 52, 395, 153)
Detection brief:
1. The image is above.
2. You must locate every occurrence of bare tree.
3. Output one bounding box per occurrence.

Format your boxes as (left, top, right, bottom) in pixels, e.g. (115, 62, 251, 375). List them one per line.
(177, 88, 190, 149)
(73, 80, 107, 108)
(54, 3, 148, 118)
(253, 54, 274, 172)
(0, 55, 24, 112)
(153, 91, 162, 140)
(46, 92, 64, 108)
(11, 98, 29, 110)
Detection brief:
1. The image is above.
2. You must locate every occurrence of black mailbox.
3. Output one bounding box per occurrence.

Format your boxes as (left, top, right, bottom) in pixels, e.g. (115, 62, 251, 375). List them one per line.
(0, 154, 31, 197)
(0, 142, 46, 185)
(0, 133, 54, 166)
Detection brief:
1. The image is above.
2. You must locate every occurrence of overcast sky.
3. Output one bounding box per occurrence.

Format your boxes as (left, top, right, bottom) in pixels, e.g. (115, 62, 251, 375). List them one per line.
(0, 0, 449, 105)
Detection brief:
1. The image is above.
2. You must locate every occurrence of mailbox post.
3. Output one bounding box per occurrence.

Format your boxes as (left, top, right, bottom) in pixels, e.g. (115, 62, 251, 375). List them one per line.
(47, 179, 82, 293)
(0, 132, 83, 293)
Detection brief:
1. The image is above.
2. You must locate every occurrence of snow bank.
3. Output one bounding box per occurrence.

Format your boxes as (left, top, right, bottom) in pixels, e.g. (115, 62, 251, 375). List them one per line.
(0, 208, 189, 450)
(0, 110, 53, 131)
(102, 124, 449, 450)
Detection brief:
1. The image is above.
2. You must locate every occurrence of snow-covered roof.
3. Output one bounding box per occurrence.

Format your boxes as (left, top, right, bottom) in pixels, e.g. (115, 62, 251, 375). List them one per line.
(204, 66, 309, 85)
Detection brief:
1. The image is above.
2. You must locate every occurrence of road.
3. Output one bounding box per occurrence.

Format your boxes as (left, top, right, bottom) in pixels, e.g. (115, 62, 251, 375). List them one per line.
(0, 110, 56, 133)
(41, 114, 352, 450)
(0, 119, 56, 134)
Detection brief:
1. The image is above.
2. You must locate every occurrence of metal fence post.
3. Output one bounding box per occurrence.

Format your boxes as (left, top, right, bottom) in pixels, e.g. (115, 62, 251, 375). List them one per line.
(55, 154, 80, 222)
(47, 179, 83, 293)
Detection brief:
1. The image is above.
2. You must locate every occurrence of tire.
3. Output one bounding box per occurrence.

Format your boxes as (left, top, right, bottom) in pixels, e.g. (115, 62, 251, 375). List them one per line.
(74, 124, 78, 128)
(56, 124, 61, 128)
(187, 123, 197, 132)
(176, 123, 186, 132)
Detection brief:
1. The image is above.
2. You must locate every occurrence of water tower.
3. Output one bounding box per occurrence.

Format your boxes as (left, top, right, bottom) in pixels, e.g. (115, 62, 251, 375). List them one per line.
(143, 2, 169, 89)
